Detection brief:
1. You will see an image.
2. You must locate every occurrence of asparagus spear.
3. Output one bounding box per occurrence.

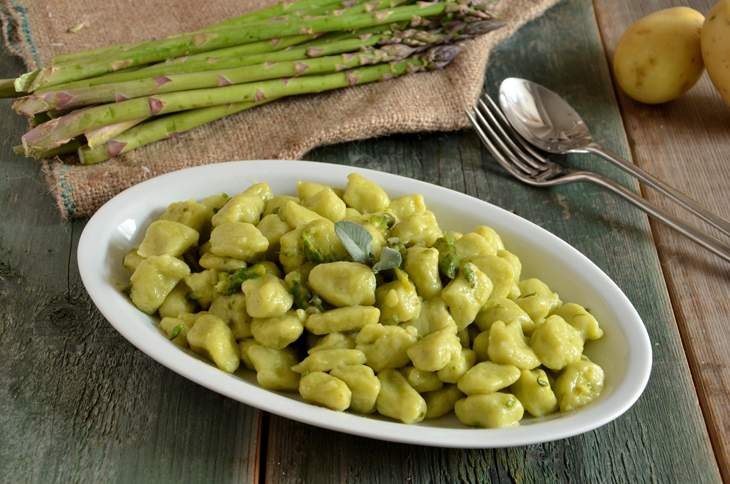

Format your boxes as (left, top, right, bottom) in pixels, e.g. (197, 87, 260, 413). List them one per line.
(50, 0, 354, 66)
(38, 28, 390, 93)
(22, 45, 422, 154)
(35, 0, 404, 92)
(13, 139, 82, 158)
(75, 45, 461, 164)
(85, 119, 147, 148)
(38, 35, 318, 93)
(17, 18, 501, 115)
(78, 101, 270, 164)
(35, 10, 492, 95)
(29, 1, 467, 90)
(16, 45, 420, 115)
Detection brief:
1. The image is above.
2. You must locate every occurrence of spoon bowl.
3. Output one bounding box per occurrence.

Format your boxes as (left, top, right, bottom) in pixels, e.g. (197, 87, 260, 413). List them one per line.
(494, 76, 730, 248)
(498, 77, 593, 153)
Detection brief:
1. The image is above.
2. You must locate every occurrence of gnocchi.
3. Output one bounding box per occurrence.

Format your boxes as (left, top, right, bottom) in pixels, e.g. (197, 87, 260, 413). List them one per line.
(123, 174, 606, 428)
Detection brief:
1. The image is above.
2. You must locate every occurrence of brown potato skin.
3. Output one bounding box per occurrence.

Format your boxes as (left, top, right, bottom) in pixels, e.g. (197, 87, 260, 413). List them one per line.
(613, 7, 705, 104)
(701, 0, 730, 106)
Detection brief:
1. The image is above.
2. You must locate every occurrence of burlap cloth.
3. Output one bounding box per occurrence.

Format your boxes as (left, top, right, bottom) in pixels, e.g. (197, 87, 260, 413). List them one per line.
(1, 0, 555, 218)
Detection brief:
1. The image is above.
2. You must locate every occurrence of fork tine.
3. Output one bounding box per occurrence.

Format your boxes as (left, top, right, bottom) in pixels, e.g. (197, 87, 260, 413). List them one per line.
(466, 108, 539, 184)
(482, 94, 555, 166)
(477, 96, 548, 172)
(471, 105, 540, 177)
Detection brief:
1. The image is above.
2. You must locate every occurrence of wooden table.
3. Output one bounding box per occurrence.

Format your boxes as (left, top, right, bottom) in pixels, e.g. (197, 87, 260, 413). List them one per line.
(1, 0, 727, 482)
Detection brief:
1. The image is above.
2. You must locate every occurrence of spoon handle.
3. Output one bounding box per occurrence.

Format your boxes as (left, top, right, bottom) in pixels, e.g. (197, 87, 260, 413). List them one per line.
(575, 171, 730, 263)
(585, 143, 730, 238)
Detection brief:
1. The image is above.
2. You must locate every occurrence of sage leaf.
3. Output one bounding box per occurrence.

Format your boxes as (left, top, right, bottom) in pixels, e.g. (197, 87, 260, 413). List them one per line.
(373, 246, 403, 273)
(335, 221, 372, 264)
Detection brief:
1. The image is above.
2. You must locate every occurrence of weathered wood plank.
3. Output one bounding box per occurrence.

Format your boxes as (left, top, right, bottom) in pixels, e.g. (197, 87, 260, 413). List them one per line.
(264, 0, 721, 482)
(593, 0, 730, 478)
(0, 55, 261, 484)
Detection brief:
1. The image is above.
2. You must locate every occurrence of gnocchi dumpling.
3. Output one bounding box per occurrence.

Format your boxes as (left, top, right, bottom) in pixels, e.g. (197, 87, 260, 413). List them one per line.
(299, 372, 352, 411)
(242, 274, 293, 318)
(404, 246, 442, 300)
(511, 368, 558, 417)
(137, 220, 200, 258)
(390, 210, 442, 247)
(554, 357, 605, 412)
(424, 385, 464, 419)
(376, 369, 427, 424)
(375, 268, 421, 324)
(552, 303, 604, 341)
(130, 255, 190, 314)
(186, 314, 240, 373)
(343, 173, 390, 214)
(487, 320, 540, 370)
(515, 278, 561, 324)
(158, 199, 213, 233)
(308, 262, 376, 307)
(330, 364, 381, 414)
(476, 297, 534, 334)
(251, 310, 305, 349)
(304, 306, 380, 335)
(209, 222, 269, 260)
(455, 393, 524, 428)
(441, 262, 493, 329)
(291, 349, 367, 374)
(356, 323, 418, 372)
(212, 183, 270, 226)
(457, 361, 521, 395)
(529, 315, 584, 371)
(406, 327, 461, 372)
(245, 343, 300, 391)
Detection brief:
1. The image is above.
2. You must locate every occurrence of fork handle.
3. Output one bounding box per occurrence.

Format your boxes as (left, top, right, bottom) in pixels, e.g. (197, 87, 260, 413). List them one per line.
(577, 171, 730, 263)
(584, 143, 730, 239)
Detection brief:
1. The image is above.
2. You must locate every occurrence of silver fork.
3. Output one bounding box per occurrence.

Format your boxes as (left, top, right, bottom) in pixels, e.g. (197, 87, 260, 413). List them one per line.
(467, 94, 730, 263)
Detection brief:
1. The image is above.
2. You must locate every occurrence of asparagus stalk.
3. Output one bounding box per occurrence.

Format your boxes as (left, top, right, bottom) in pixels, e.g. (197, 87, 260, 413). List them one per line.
(77, 45, 461, 164)
(77, 101, 268, 164)
(38, 28, 390, 93)
(50, 0, 353, 65)
(16, 45, 420, 115)
(13, 139, 82, 158)
(16, 18, 501, 116)
(206, 0, 357, 30)
(38, 35, 318, 93)
(24, 44, 461, 157)
(85, 119, 147, 148)
(28, 1, 466, 90)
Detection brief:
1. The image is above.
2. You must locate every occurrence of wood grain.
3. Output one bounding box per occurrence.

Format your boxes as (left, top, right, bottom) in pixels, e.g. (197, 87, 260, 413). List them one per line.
(593, 0, 730, 479)
(0, 55, 262, 483)
(0, 0, 724, 482)
(264, 0, 721, 481)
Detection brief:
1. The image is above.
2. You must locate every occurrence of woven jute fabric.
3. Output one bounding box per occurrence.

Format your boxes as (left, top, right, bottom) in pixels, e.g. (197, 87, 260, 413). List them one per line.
(0, 0, 556, 218)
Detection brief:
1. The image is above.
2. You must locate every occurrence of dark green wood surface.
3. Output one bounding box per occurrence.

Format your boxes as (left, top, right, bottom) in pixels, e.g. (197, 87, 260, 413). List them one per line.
(0, 0, 720, 483)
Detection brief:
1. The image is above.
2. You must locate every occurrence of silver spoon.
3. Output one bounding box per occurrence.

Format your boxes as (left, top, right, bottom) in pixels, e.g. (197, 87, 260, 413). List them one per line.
(498, 77, 730, 238)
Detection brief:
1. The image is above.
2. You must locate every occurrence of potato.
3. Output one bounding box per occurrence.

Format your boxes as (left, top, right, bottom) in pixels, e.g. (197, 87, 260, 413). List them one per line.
(702, 0, 730, 105)
(613, 7, 705, 104)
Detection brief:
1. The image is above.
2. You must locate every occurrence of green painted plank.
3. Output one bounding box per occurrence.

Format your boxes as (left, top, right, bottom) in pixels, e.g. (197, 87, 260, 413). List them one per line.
(0, 57, 261, 484)
(264, 0, 721, 482)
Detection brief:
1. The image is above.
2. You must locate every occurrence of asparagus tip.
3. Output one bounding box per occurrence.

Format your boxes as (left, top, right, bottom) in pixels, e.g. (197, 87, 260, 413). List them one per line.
(425, 44, 462, 69)
(462, 18, 506, 36)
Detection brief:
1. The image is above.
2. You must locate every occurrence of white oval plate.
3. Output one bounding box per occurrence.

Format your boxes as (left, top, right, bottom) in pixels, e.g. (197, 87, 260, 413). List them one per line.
(78, 160, 652, 448)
